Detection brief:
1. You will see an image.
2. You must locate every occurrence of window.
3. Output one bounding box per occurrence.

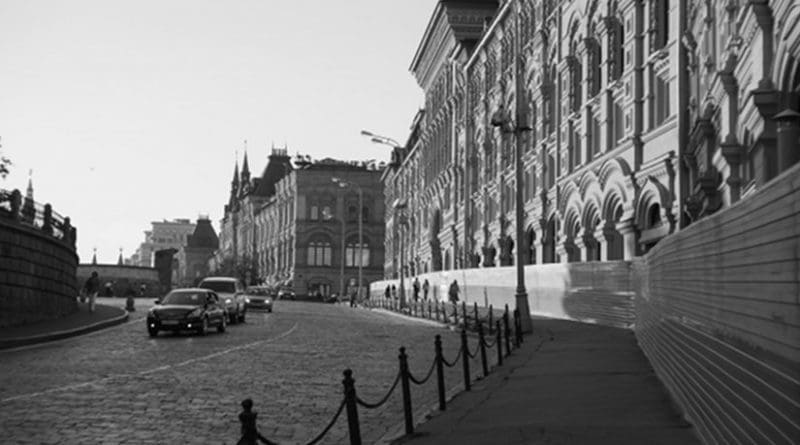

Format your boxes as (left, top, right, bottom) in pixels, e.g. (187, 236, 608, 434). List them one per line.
(591, 116, 602, 157)
(321, 206, 333, 220)
(348, 205, 357, 222)
(345, 240, 370, 267)
(546, 154, 556, 188)
(587, 36, 602, 96)
(652, 0, 669, 50)
(654, 76, 670, 125)
(307, 239, 332, 266)
(310, 205, 319, 220)
(361, 206, 369, 223)
(613, 102, 625, 143)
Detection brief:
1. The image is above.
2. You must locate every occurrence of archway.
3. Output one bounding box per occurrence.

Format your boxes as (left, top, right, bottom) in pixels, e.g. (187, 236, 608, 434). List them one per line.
(542, 216, 557, 263)
(526, 227, 537, 264)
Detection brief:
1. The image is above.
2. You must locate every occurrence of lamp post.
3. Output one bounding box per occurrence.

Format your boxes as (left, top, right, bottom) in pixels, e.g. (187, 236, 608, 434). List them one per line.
(489, 2, 532, 334)
(333, 177, 364, 303)
(393, 199, 408, 308)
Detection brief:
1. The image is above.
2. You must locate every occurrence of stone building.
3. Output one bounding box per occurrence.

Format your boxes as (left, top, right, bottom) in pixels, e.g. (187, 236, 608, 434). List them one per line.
(129, 219, 196, 267)
(218, 148, 386, 298)
(385, 0, 800, 275)
(175, 216, 219, 287)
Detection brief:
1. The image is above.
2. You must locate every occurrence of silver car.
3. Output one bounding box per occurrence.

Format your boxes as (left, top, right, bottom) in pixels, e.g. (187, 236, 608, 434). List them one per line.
(198, 276, 247, 324)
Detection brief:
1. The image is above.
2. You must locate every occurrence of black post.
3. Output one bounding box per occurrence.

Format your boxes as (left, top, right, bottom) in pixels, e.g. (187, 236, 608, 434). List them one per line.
(488, 305, 494, 335)
(435, 300, 440, 321)
(478, 322, 489, 378)
(514, 309, 522, 347)
(496, 321, 503, 366)
(399, 347, 414, 435)
(428, 300, 432, 319)
(461, 301, 467, 328)
(473, 302, 480, 330)
(503, 308, 511, 356)
(452, 303, 458, 325)
(435, 335, 446, 411)
(342, 369, 362, 445)
(460, 329, 471, 391)
(443, 302, 449, 324)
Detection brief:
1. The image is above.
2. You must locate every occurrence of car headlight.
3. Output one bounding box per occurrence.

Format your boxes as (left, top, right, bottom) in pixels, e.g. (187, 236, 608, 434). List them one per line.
(245, 297, 250, 303)
(225, 298, 232, 304)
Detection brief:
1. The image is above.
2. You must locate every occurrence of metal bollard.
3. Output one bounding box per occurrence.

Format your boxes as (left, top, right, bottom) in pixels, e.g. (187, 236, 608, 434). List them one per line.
(461, 301, 467, 329)
(473, 302, 480, 330)
(478, 323, 489, 378)
(435, 300, 440, 321)
(495, 321, 503, 366)
(428, 300, 432, 319)
(460, 329, 471, 391)
(488, 305, 494, 335)
(399, 347, 414, 435)
(514, 309, 522, 347)
(503, 309, 511, 356)
(443, 302, 449, 324)
(435, 335, 446, 411)
(342, 369, 362, 445)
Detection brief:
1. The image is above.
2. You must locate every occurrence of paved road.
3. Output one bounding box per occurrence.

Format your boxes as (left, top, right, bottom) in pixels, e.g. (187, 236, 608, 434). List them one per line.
(0, 300, 474, 444)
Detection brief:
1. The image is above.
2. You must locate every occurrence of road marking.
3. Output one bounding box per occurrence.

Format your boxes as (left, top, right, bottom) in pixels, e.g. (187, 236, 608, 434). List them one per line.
(0, 323, 299, 404)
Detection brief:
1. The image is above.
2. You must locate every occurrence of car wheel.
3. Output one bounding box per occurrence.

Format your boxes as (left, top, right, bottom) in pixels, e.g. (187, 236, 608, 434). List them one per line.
(197, 317, 208, 336)
(228, 310, 238, 325)
(148, 327, 158, 337)
(268, 307, 273, 313)
(217, 315, 227, 333)
(238, 308, 246, 323)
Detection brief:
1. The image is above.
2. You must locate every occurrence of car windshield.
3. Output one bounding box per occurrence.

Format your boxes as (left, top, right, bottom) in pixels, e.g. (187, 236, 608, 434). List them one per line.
(199, 281, 236, 293)
(162, 291, 207, 305)
(247, 288, 271, 296)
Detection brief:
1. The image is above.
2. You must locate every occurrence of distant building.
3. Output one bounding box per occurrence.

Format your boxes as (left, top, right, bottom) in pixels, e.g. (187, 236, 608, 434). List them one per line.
(175, 216, 219, 286)
(129, 219, 196, 267)
(217, 147, 386, 298)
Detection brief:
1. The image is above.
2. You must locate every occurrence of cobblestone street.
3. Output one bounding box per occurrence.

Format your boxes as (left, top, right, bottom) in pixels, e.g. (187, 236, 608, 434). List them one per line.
(0, 301, 479, 444)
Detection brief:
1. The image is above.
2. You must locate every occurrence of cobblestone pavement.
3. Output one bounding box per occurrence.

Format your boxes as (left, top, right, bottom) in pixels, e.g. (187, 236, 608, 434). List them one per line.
(0, 301, 486, 444)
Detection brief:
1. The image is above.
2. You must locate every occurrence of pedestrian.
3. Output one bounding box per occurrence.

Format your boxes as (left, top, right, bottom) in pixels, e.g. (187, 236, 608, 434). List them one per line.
(391, 284, 397, 300)
(237, 398, 276, 445)
(384, 285, 391, 301)
(83, 271, 100, 313)
(423, 279, 430, 301)
(412, 277, 420, 302)
(448, 279, 460, 304)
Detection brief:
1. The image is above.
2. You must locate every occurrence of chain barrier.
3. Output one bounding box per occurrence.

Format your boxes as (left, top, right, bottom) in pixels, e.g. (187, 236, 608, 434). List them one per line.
(407, 355, 437, 385)
(303, 399, 347, 445)
(355, 371, 401, 409)
(441, 345, 462, 368)
(247, 295, 525, 444)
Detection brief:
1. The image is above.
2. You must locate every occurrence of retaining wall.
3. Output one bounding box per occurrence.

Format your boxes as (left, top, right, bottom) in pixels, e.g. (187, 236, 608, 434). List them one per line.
(77, 264, 163, 299)
(0, 219, 78, 327)
(633, 165, 800, 444)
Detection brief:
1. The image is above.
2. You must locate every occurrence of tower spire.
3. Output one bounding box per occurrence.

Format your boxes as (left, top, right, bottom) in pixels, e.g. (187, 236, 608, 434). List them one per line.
(92, 247, 97, 265)
(26, 169, 33, 200)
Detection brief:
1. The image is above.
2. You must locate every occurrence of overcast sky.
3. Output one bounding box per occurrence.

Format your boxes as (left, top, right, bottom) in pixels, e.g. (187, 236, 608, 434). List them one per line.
(0, 0, 432, 264)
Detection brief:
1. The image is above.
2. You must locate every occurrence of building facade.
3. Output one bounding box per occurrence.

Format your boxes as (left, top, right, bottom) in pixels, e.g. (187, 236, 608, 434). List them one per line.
(175, 216, 219, 287)
(129, 219, 196, 267)
(386, 0, 800, 276)
(218, 149, 386, 298)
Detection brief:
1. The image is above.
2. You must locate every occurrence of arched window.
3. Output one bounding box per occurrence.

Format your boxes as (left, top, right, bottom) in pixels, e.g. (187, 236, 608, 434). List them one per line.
(307, 237, 332, 266)
(345, 237, 370, 267)
(647, 203, 662, 228)
(347, 205, 358, 222)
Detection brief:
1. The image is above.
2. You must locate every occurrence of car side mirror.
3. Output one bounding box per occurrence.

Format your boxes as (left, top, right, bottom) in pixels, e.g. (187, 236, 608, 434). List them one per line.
(153, 299, 161, 305)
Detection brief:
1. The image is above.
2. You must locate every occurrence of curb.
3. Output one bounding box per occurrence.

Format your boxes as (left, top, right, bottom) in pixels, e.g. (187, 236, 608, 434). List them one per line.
(0, 309, 130, 350)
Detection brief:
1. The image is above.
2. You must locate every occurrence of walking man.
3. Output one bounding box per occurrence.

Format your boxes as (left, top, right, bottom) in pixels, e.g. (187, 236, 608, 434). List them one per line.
(83, 271, 100, 313)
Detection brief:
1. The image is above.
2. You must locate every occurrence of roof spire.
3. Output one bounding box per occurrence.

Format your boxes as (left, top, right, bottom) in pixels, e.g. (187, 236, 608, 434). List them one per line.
(26, 169, 33, 200)
(117, 247, 123, 265)
(92, 247, 97, 265)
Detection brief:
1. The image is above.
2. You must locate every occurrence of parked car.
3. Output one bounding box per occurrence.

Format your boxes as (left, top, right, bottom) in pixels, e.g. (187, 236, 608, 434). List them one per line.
(277, 288, 296, 300)
(146, 288, 227, 337)
(244, 286, 274, 312)
(198, 276, 247, 324)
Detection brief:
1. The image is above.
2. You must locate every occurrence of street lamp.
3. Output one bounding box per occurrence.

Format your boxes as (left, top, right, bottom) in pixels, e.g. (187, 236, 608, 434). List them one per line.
(332, 177, 363, 304)
(393, 198, 408, 309)
(488, 2, 533, 334)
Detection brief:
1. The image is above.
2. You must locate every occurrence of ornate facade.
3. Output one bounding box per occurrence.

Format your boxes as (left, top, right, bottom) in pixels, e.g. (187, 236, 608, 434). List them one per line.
(386, 0, 800, 274)
(218, 148, 386, 298)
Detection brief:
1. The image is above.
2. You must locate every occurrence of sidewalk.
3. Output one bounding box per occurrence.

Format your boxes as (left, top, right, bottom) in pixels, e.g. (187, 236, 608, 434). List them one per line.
(385, 317, 700, 445)
(0, 301, 128, 350)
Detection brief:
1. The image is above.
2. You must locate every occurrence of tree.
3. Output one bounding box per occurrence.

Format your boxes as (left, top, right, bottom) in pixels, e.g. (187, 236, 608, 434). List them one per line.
(214, 255, 259, 285)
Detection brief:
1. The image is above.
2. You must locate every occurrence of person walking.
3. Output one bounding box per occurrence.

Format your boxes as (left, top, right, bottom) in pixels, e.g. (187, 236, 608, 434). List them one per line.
(423, 279, 430, 301)
(448, 279, 460, 304)
(412, 277, 421, 302)
(83, 271, 100, 313)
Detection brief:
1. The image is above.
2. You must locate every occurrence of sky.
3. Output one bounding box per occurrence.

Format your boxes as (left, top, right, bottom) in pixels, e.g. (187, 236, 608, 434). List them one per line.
(0, 0, 433, 264)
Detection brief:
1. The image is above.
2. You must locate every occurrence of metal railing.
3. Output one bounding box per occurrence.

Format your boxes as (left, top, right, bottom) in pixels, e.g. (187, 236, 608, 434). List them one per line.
(238, 298, 526, 444)
(0, 188, 76, 246)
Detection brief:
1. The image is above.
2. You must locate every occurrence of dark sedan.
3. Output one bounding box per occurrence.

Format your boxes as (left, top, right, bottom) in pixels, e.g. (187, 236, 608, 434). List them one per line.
(244, 286, 274, 312)
(147, 288, 227, 337)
